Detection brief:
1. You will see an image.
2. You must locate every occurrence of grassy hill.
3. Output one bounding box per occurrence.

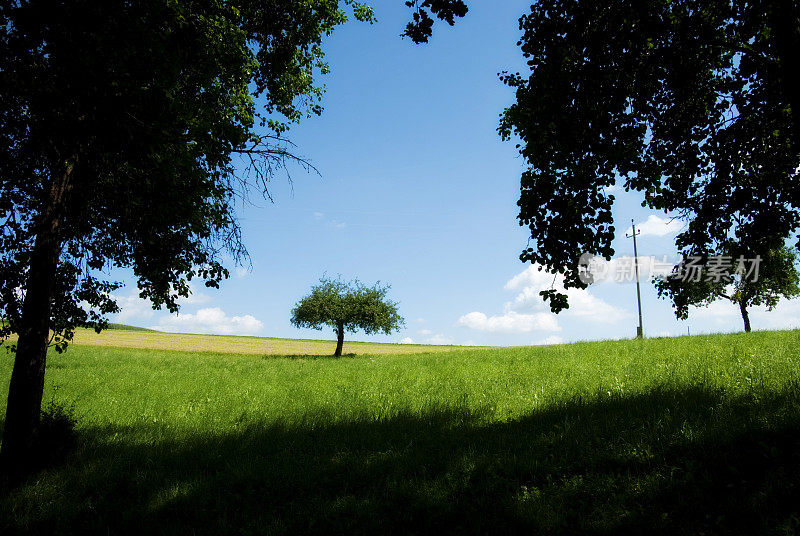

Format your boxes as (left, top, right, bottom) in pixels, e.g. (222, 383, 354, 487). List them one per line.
(1, 329, 799, 534)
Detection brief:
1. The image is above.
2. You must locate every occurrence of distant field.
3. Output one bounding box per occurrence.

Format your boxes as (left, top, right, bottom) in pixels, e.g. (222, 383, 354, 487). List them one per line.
(105, 323, 158, 332)
(1, 329, 800, 534)
(64, 327, 469, 355)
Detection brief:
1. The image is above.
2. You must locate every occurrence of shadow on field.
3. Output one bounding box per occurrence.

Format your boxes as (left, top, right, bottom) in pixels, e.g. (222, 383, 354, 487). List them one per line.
(261, 353, 358, 360)
(2, 384, 800, 535)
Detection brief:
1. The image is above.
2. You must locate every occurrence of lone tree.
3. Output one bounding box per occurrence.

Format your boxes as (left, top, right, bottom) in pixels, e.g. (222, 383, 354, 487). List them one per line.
(291, 277, 404, 356)
(655, 243, 800, 332)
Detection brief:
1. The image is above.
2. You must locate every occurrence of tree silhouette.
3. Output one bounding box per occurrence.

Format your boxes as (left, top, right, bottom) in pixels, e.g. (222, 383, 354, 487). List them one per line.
(402, 0, 468, 43)
(497, 0, 800, 313)
(0, 0, 374, 478)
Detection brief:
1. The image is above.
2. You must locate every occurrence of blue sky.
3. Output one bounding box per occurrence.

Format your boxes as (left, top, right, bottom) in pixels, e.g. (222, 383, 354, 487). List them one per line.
(110, 1, 800, 345)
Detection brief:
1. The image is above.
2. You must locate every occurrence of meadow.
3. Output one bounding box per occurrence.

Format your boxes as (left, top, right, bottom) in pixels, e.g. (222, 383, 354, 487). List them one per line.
(1, 328, 800, 534)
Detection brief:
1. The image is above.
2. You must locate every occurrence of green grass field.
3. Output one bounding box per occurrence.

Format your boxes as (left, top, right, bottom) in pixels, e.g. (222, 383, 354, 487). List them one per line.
(1, 329, 800, 534)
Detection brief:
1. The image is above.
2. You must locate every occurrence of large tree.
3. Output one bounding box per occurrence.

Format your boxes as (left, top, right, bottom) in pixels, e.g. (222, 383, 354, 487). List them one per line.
(496, 0, 800, 313)
(0, 0, 469, 478)
(291, 277, 404, 356)
(0, 0, 377, 478)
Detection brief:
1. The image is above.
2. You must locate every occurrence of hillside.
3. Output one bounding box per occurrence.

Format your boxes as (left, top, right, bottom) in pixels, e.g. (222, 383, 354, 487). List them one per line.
(1, 329, 799, 534)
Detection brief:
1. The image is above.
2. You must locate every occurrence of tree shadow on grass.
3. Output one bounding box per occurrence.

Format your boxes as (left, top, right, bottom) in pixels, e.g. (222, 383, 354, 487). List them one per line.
(261, 353, 358, 360)
(2, 384, 800, 535)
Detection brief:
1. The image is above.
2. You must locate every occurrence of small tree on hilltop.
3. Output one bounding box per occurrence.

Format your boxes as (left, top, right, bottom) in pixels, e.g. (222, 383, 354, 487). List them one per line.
(655, 242, 800, 333)
(291, 277, 404, 356)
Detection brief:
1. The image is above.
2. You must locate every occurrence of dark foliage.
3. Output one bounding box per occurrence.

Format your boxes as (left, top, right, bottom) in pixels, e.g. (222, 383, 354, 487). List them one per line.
(498, 0, 800, 313)
(0, 0, 374, 351)
(402, 0, 468, 43)
(0, 0, 374, 475)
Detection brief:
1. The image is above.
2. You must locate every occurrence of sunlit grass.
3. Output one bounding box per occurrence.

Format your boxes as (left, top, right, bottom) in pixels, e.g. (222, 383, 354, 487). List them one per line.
(1, 329, 799, 534)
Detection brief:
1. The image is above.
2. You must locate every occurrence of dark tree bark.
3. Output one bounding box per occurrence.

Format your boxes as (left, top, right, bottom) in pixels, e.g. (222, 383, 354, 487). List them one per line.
(739, 299, 752, 333)
(334, 321, 344, 357)
(1, 166, 71, 480)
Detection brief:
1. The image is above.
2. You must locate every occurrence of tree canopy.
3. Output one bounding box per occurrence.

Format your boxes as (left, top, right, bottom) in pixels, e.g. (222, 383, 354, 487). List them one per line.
(291, 277, 404, 356)
(0, 0, 376, 348)
(0, 0, 377, 477)
(497, 0, 800, 313)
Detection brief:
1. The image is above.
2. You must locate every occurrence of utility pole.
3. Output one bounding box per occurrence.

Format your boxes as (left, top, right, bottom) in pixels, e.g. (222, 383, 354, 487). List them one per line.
(626, 219, 644, 338)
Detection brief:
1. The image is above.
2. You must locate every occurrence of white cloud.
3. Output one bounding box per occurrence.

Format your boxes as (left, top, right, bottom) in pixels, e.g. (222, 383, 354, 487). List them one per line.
(618, 255, 674, 279)
(150, 307, 263, 336)
(179, 285, 212, 306)
(558, 288, 630, 324)
(504, 265, 629, 324)
(113, 282, 211, 324)
(458, 264, 630, 337)
(112, 291, 155, 323)
(505, 265, 556, 291)
(401, 333, 454, 345)
(690, 300, 739, 320)
(415, 318, 425, 323)
(689, 297, 800, 331)
(533, 335, 563, 345)
(424, 333, 455, 345)
(234, 266, 249, 279)
(582, 255, 676, 285)
(457, 311, 560, 334)
(313, 211, 324, 220)
(624, 214, 683, 237)
(751, 299, 800, 330)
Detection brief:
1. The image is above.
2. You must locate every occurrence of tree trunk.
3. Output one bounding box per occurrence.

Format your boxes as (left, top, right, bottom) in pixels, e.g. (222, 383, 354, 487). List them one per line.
(334, 322, 344, 357)
(1, 165, 71, 480)
(739, 299, 752, 333)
